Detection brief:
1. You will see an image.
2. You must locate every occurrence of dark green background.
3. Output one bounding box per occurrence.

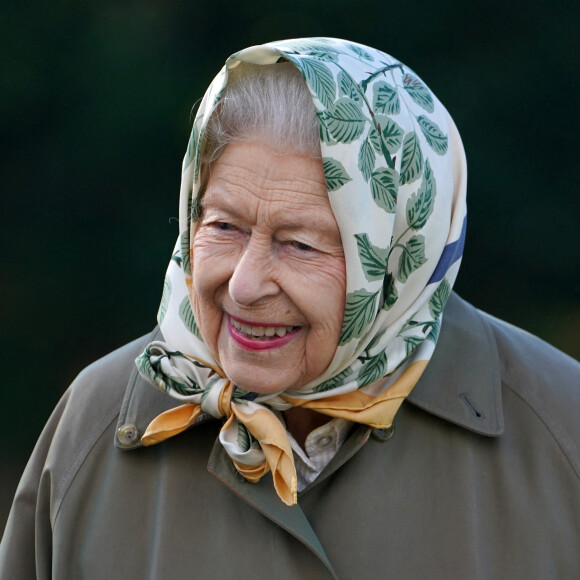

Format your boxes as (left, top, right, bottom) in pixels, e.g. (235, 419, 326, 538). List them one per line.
(1, 0, 579, 530)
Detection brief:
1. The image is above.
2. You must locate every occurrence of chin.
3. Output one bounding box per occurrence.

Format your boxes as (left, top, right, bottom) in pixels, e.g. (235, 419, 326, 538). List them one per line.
(224, 365, 296, 395)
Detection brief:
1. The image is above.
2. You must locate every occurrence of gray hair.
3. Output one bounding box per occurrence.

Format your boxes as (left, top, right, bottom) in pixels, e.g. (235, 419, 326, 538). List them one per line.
(201, 61, 321, 165)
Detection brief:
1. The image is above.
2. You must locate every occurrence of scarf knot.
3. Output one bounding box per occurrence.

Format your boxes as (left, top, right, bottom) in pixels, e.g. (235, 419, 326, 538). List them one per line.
(137, 341, 298, 505)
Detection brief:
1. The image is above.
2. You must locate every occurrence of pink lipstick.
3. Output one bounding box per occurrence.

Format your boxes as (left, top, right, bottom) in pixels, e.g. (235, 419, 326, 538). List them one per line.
(227, 316, 300, 351)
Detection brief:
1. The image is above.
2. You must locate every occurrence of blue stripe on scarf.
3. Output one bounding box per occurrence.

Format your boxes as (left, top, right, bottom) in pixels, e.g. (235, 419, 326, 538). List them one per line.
(427, 216, 467, 284)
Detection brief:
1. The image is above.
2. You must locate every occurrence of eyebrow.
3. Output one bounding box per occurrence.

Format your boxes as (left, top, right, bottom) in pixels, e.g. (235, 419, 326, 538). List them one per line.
(200, 194, 342, 243)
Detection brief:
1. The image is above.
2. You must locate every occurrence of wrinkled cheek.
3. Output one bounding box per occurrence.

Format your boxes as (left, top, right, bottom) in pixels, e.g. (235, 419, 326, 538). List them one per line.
(191, 251, 230, 354)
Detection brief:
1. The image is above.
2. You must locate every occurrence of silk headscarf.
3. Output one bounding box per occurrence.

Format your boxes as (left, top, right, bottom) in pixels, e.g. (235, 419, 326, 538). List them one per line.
(136, 38, 467, 505)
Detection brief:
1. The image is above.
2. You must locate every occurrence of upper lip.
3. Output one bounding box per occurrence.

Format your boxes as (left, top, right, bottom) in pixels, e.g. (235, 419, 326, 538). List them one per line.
(228, 314, 299, 328)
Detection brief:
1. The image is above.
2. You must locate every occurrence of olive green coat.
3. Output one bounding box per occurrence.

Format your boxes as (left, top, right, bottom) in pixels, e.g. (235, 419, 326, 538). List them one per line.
(2, 294, 580, 579)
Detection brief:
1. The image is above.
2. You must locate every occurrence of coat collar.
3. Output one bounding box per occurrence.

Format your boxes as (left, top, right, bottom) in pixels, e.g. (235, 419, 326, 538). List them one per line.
(115, 292, 504, 451)
(407, 292, 504, 436)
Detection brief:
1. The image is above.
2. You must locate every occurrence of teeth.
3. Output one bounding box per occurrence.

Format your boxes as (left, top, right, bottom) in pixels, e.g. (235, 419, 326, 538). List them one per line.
(231, 318, 296, 340)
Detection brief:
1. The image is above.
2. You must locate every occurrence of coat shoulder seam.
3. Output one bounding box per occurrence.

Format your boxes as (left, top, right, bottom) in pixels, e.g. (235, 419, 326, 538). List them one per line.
(502, 380, 580, 484)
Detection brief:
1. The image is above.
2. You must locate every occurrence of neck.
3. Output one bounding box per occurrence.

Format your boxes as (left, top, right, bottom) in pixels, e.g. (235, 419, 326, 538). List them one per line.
(282, 407, 331, 450)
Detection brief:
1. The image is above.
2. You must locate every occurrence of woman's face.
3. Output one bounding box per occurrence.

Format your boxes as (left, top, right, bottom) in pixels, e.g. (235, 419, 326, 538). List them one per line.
(192, 141, 346, 394)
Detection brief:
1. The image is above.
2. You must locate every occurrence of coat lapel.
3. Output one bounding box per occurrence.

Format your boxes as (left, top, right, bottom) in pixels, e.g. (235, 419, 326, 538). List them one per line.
(207, 439, 338, 578)
(407, 293, 504, 436)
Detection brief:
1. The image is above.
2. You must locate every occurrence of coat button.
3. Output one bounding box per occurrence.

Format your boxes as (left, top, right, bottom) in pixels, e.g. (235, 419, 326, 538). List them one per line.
(371, 425, 394, 442)
(117, 424, 139, 446)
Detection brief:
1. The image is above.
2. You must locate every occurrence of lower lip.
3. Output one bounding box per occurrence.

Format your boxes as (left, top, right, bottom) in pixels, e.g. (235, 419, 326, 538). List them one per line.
(227, 317, 300, 351)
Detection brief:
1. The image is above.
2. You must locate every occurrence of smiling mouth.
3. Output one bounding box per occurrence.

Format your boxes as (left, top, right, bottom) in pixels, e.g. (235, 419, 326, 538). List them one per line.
(230, 317, 299, 339)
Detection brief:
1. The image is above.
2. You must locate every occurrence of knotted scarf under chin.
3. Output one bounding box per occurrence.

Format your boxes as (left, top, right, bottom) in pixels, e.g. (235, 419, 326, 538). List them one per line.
(136, 341, 427, 506)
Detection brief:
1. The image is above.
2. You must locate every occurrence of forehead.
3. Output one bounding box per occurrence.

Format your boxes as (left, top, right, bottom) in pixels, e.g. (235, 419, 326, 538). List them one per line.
(202, 142, 335, 223)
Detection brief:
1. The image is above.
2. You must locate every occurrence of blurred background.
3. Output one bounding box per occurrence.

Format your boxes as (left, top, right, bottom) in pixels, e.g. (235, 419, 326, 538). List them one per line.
(1, 0, 579, 530)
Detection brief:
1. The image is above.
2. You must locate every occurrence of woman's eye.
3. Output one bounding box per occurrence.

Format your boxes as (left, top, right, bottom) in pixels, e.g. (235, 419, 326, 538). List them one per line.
(292, 241, 314, 252)
(216, 222, 235, 231)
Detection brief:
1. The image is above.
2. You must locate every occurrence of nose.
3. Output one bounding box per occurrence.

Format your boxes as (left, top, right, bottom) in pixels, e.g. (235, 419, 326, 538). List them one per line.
(228, 236, 280, 305)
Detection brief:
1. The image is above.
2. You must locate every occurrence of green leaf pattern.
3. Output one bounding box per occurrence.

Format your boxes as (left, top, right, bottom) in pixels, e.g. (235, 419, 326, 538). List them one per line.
(417, 115, 448, 155)
(400, 132, 423, 185)
(373, 82, 400, 115)
(317, 112, 336, 144)
(357, 351, 388, 387)
(323, 157, 351, 191)
(158, 276, 171, 324)
(297, 58, 336, 109)
(325, 98, 367, 143)
(370, 167, 398, 213)
(340, 289, 379, 344)
(429, 279, 451, 319)
(403, 74, 435, 112)
(406, 160, 436, 230)
(355, 233, 389, 281)
(382, 273, 398, 310)
(338, 70, 361, 101)
(358, 137, 375, 181)
(313, 367, 353, 393)
(373, 115, 404, 154)
(237, 422, 255, 452)
(179, 296, 202, 340)
(398, 235, 427, 283)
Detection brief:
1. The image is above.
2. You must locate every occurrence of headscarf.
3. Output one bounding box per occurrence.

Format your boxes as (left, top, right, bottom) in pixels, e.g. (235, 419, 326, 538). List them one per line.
(136, 38, 467, 505)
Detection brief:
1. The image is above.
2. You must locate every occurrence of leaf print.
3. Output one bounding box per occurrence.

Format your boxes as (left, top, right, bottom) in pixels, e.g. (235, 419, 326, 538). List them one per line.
(179, 296, 202, 340)
(279, 40, 340, 60)
(400, 132, 423, 185)
(368, 126, 394, 169)
(180, 231, 191, 275)
(406, 159, 436, 230)
(158, 276, 172, 324)
(212, 85, 226, 107)
(357, 351, 388, 386)
(314, 367, 353, 393)
(190, 194, 202, 222)
(402, 73, 435, 112)
(373, 82, 400, 115)
(325, 98, 367, 143)
(417, 115, 448, 155)
(340, 289, 379, 344)
(338, 70, 361, 101)
(404, 335, 423, 357)
(427, 317, 441, 343)
(370, 167, 398, 213)
(358, 137, 375, 181)
(400, 318, 435, 336)
(374, 115, 404, 154)
(298, 58, 336, 109)
(349, 43, 374, 62)
(306, 50, 340, 60)
(382, 273, 399, 309)
(323, 157, 352, 191)
(365, 331, 384, 353)
(237, 422, 253, 452)
(360, 63, 404, 93)
(429, 278, 451, 319)
(317, 112, 337, 144)
(171, 251, 182, 267)
(397, 235, 427, 282)
(355, 233, 389, 281)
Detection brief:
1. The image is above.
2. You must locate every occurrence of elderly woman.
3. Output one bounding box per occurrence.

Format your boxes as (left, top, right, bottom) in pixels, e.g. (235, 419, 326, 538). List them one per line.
(1, 38, 579, 579)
